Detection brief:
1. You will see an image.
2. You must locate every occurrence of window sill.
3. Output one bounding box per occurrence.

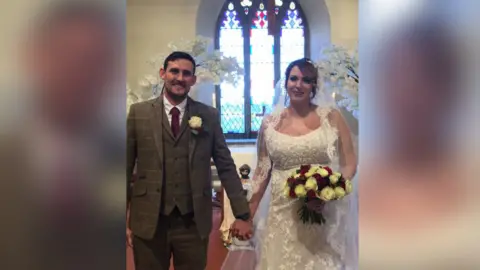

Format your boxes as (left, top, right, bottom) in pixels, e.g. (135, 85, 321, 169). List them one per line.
(226, 138, 256, 146)
(226, 139, 256, 153)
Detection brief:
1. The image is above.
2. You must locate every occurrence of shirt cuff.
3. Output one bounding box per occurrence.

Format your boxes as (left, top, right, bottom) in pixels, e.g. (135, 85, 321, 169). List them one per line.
(235, 213, 251, 221)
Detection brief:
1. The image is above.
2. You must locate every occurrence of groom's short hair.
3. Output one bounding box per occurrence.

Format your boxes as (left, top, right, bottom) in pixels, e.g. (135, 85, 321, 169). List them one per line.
(163, 51, 197, 75)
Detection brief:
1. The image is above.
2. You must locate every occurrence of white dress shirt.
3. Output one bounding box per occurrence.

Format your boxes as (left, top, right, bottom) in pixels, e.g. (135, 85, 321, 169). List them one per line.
(163, 95, 187, 125)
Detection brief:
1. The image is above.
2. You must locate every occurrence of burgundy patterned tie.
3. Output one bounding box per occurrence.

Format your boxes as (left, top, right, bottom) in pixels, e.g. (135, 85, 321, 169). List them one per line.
(170, 107, 180, 137)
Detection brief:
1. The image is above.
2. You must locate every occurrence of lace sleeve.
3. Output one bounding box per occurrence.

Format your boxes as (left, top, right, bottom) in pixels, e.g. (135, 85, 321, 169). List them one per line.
(328, 109, 357, 180)
(250, 116, 273, 214)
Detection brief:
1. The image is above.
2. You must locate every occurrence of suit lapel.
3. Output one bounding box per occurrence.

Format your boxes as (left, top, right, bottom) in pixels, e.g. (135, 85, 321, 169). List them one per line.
(161, 108, 175, 139)
(175, 106, 190, 140)
(187, 97, 198, 167)
(151, 98, 165, 164)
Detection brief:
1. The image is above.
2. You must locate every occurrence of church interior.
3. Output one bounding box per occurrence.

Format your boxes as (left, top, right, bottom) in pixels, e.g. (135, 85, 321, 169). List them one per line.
(127, 0, 358, 269)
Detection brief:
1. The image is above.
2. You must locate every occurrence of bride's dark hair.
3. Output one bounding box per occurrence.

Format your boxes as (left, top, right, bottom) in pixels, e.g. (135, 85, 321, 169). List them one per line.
(284, 58, 319, 105)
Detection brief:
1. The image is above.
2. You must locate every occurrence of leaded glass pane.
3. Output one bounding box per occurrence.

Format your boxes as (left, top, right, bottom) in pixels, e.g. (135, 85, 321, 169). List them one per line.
(219, 2, 245, 134)
(216, 0, 307, 138)
(250, 3, 274, 132)
(241, 0, 252, 14)
(280, 1, 305, 76)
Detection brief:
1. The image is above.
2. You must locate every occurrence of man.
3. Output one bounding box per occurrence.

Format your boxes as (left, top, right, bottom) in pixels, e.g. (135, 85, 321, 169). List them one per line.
(127, 51, 253, 270)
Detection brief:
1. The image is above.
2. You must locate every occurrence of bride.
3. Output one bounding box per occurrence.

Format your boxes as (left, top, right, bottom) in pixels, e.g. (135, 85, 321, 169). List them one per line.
(247, 58, 358, 269)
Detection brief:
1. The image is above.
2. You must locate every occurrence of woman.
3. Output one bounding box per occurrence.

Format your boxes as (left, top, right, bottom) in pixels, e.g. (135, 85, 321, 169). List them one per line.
(249, 58, 358, 269)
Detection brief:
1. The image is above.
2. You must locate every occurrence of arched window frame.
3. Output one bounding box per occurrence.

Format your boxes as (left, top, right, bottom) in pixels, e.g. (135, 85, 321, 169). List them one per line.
(215, 0, 310, 140)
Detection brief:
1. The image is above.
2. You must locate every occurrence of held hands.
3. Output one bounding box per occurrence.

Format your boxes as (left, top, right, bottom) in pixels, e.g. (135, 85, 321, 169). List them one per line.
(230, 219, 253, 240)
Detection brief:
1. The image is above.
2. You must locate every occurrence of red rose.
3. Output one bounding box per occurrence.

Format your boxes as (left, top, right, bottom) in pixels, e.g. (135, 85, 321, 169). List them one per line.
(323, 166, 333, 175)
(297, 175, 307, 185)
(338, 181, 346, 189)
(289, 189, 297, 198)
(316, 177, 329, 189)
(313, 174, 322, 181)
(299, 165, 311, 174)
(287, 177, 295, 186)
(307, 190, 316, 198)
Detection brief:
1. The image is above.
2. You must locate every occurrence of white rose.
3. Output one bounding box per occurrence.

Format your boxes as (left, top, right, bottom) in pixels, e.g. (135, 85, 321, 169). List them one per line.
(334, 187, 346, 199)
(317, 168, 329, 177)
(304, 177, 318, 191)
(329, 175, 340, 185)
(283, 186, 290, 198)
(294, 185, 307, 197)
(188, 116, 202, 129)
(318, 187, 335, 201)
(305, 168, 317, 178)
(345, 180, 353, 194)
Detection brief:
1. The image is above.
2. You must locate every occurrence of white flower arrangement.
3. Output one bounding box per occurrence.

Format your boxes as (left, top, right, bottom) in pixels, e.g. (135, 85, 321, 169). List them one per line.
(127, 36, 244, 111)
(317, 44, 359, 119)
(126, 83, 155, 114)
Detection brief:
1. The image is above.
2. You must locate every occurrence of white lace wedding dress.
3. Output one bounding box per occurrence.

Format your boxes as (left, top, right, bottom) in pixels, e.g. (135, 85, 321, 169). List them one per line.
(253, 106, 357, 270)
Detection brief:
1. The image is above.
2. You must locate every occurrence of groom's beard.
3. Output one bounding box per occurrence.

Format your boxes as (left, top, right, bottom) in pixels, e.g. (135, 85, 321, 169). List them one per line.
(164, 82, 189, 103)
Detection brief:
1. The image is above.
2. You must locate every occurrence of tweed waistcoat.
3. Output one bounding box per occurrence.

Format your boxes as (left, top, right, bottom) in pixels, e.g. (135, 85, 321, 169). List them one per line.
(160, 110, 193, 215)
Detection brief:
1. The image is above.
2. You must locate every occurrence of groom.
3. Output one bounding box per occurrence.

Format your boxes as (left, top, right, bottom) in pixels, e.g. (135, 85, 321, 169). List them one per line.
(127, 51, 253, 270)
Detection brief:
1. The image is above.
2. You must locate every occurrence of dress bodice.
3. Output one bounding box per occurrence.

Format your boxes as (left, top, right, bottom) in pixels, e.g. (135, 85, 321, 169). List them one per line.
(253, 107, 356, 270)
(264, 107, 339, 171)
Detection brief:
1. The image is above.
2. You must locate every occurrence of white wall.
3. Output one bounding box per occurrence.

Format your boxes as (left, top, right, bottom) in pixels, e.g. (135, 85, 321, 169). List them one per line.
(230, 145, 258, 168)
(127, 0, 358, 96)
(127, 0, 358, 168)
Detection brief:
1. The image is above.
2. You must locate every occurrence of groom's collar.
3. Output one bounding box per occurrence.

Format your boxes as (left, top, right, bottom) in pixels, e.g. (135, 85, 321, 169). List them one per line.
(163, 94, 187, 114)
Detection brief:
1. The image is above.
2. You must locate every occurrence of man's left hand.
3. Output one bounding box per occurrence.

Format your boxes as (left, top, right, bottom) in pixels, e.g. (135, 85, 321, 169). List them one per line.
(230, 219, 253, 240)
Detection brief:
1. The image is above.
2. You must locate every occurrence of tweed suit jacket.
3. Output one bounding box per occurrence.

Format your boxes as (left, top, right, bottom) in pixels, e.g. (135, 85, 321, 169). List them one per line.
(127, 96, 250, 239)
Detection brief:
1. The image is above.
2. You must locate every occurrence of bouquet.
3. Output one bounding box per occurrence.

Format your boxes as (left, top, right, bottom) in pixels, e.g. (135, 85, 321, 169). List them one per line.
(283, 164, 353, 225)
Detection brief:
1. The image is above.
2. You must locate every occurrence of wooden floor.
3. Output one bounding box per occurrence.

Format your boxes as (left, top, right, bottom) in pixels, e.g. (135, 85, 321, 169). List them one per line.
(127, 208, 228, 270)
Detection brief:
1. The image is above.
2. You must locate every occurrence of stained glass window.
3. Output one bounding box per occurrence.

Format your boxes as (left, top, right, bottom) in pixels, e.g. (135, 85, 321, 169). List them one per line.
(218, 2, 245, 134)
(250, 2, 274, 132)
(217, 0, 308, 139)
(280, 1, 305, 76)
